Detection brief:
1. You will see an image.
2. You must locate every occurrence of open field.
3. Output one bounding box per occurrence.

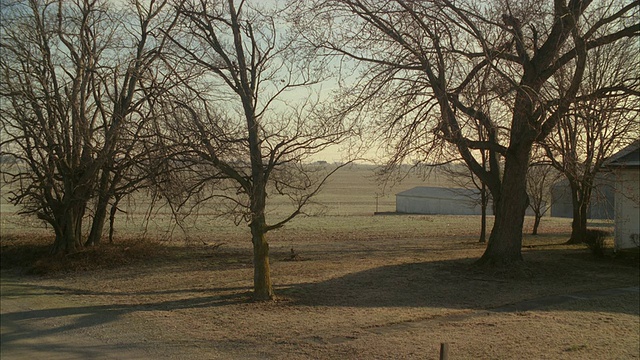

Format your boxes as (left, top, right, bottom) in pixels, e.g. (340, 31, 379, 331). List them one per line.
(1, 164, 639, 359)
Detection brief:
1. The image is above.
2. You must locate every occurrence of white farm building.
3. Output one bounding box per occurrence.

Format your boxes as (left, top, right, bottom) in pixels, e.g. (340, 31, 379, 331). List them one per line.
(395, 187, 491, 215)
(604, 141, 640, 251)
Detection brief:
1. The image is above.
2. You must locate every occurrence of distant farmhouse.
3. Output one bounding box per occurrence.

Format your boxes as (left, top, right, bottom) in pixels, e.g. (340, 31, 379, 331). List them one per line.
(549, 175, 615, 220)
(604, 141, 640, 251)
(396, 186, 491, 215)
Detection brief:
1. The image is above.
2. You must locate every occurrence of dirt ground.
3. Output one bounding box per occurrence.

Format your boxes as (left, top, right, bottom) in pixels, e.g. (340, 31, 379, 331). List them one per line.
(1, 215, 639, 360)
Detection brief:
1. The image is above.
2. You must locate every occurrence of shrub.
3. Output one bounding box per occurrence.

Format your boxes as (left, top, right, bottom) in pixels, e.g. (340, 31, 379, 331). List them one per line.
(583, 229, 610, 258)
(1, 234, 170, 274)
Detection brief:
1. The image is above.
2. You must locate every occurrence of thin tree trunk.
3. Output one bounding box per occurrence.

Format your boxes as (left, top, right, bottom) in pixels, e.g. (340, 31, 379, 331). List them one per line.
(87, 201, 108, 246)
(532, 214, 541, 235)
(246, 105, 273, 299)
(86, 170, 111, 246)
(479, 185, 487, 243)
(108, 200, 119, 243)
(247, 151, 273, 300)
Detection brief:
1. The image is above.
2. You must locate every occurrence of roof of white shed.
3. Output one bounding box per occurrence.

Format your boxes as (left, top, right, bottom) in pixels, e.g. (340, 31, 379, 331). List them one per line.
(604, 140, 640, 167)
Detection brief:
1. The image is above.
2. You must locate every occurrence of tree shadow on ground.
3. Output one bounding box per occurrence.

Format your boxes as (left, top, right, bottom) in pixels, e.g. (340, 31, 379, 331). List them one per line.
(1, 279, 250, 297)
(280, 247, 639, 315)
(0, 284, 252, 357)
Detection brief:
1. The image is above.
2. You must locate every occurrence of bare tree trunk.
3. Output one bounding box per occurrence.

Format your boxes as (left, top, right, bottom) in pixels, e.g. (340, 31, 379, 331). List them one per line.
(108, 200, 120, 243)
(531, 214, 542, 235)
(86, 170, 111, 246)
(248, 155, 274, 300)
(566, 182, 592, 244)
(250, 218, 274, 301)
(568, 192, 585, 244)
(51, 173, 93, 254)
(478, 143, 531, 265)
(52, 202, 85, 254)
(479, 183, 487, 243)
(87, 199, 108, 246)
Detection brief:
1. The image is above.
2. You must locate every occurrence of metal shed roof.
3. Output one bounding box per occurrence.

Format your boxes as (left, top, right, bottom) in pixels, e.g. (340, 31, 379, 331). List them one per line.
(604, 140, 640, 167)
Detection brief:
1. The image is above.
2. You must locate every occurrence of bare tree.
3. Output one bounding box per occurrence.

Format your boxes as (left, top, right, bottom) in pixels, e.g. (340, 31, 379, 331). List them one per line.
(0, 0, 168, 253)
(542, 35, 640, 243)
(526, 159, 559, 235)
(160, 0, 356, 300)
(295, 0, 639, 264)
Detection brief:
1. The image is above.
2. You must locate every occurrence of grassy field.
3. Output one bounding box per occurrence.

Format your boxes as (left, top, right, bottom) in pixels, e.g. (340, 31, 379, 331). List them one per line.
(1, 164, 638, 359)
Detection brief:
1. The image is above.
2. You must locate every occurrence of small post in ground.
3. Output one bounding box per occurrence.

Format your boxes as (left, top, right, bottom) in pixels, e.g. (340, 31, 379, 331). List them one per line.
(440, 342, 449, 360)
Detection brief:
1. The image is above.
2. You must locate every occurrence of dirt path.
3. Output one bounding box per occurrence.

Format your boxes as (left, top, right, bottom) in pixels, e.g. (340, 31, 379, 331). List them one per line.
(1, 271, 239, 360)
(2, 268, 637, 360)
(1, 274, 158, 359)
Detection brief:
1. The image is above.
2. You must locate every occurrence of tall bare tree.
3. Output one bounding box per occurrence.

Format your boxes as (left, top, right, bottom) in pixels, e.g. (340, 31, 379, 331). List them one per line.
(161, 0, 356, 300)
(542, 35, 640, 244)
(295, 0, 639, 264)
(0, 0, 168, 253)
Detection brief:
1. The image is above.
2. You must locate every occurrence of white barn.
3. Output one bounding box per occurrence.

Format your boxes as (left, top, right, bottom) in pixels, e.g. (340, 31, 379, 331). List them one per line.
(604, 141, 640, 251)
(395, 187, 491, 215)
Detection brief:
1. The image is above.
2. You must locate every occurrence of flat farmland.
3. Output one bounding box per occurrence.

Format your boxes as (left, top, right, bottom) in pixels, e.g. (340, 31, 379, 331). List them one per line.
(1, 165, 638, 359)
